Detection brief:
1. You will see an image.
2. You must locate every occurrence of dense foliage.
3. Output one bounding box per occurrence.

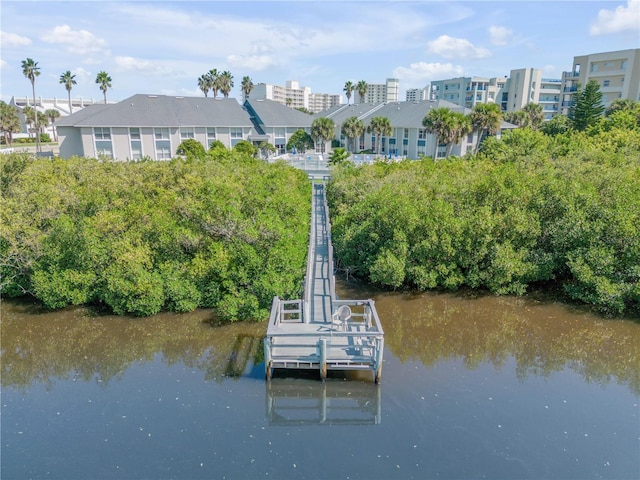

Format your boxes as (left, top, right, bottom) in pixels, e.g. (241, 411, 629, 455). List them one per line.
(1, 153, 311, 319)
(327, 125, 640, 315)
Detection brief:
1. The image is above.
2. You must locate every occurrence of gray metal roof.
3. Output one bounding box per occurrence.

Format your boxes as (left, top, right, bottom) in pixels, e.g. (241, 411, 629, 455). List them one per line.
(55, 94, 253, 128)
(244, 99, 313, 127)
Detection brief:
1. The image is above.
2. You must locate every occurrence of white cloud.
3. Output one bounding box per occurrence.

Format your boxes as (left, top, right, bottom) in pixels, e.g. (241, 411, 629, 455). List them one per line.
(41, 25, 108, 55)
(590, 1, 640, 35)
(227, 54, 279, 71)
(1, 31, 32, 47)
(489, 26, 513, 46)
(426, 35, 491, 60)
(114, 56, 173, 75)
(393, 62, 465, 85)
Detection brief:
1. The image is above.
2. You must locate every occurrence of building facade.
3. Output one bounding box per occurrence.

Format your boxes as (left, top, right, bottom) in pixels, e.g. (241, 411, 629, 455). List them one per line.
(405, 88, 426, 102)
(430, 76, 508, 110)
(560, 48, 640, 115)
(245, 80, 340, 113)
(356, 78, 400, 104)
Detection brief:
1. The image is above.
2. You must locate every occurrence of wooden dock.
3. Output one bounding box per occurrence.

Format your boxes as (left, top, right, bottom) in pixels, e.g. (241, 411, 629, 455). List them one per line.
(264, 182, 384, 383)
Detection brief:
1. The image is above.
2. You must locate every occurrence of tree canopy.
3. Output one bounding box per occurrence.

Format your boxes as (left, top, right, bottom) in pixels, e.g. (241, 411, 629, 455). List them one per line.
(569, 80, 605, 131)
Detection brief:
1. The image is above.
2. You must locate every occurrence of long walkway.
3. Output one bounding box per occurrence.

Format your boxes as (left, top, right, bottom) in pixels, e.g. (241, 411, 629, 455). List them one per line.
(308, 183, 333, 323)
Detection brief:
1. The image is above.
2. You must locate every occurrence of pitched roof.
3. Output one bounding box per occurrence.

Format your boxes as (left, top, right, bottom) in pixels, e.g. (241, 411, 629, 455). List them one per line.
(244, 99, 314, 128)
(55, 94, 252, 128)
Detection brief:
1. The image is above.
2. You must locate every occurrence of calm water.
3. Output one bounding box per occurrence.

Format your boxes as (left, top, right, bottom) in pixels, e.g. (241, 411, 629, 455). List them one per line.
(2, 283, 639, 480)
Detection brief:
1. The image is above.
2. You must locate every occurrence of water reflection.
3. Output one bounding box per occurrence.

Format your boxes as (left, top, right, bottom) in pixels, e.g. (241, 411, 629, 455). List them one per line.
(266, 378, 382, 426)
(2, 290, 639, 396)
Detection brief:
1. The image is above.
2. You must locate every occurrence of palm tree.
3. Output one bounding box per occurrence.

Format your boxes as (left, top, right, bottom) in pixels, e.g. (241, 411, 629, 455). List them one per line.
(22, 58, 41, 151)
(469, 103, 502, 153)
(343, 81, 354, 105)
(198, 74, 210, 97)
(95, 71, 112, 104)
(286, 98, 293, 108)
(59, 70, 77, 114)
(522, 102, 544, 130)
(311, 117, 335, 154)
(1, 101, 22, 146)
(369, 116, 393, 155)
(423, 107, 470, 158)
(207, 69, 219, 98)
(356, 80, 368, 104)
(22, 106, 35, 138)
(341, 116, 365, 153)
(241, 76, 254, 99)
(44, 109, 61, 141)
(219, 71, 234, 98)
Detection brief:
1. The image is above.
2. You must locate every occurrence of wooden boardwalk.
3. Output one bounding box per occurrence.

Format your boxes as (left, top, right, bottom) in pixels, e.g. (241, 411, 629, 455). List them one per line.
(264, 182, 384, 383)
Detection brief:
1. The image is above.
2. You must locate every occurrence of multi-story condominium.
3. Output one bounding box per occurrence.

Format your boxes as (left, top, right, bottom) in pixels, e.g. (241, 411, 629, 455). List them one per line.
(406, 88, 426, 102)
(247, 80, 311, 111)
(502, 68, 561, 120)
(560, 48, 640, 115)
(355, 78, 399, 104)
(430, 76, 508, 109)
(244, 80, 340, 113)
(308, 93, 341, 113)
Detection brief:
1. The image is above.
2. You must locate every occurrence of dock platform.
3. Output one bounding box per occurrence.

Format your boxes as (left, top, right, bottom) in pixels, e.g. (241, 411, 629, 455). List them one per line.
(264, 183, 384, 383)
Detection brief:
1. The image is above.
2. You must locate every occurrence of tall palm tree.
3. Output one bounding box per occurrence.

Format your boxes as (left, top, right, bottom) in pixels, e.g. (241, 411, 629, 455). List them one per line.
(341, 116, 365, 153)
(59, 70, 77, 114)
(369, 116, 393, 155)
(311, 117, 335, 154)
(207, 69, 219, 98)
(219, 71, 234, 98)
(469, 103, 502, 153)
(198, 74, 210, 97)
(22, 58, 41, 151)
(356, 80, 368, 104)
(241, 76, 254, 99)
(343, 81, 354, 105)
(44, 109, 61, 141)
(95, 71, 112, 104)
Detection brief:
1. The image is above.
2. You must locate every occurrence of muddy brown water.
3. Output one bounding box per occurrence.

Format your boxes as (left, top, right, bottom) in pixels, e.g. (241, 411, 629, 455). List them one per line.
(2, 282, 639, 479)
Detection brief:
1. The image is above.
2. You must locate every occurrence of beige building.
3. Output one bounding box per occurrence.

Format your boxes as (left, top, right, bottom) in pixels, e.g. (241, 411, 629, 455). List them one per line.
(560, 48, 640, 115)
(245, 80, 340, 113)
(502, 69, 561, 120)
(356, 78, 399, 104)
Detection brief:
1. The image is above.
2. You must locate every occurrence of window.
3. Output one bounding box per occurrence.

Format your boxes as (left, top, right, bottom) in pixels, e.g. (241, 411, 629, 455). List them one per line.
(94, 127, 112, 158)
(130, 128, 142, 160)
(180, 127, 195, 139)
(621, 60, 627, 70)
(418, 128, 427, 139)
(603, 80, 610, 87)
(230, 127, 243, 138)
(207, 127, 216, 147)
(591, 63, 598, 72)
(154, 128, 171, 160)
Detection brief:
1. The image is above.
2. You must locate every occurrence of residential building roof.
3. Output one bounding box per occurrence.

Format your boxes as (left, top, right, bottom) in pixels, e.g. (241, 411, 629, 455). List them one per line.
(244, 98, 314, 128)
(55, 94, 253, 128)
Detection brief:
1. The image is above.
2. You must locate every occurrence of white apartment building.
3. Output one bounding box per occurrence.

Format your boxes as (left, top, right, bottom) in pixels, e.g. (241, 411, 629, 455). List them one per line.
(244, 80, 340, 113)
(431, 70, 561, 120)
(356, 78, 399, 104)
(405, 88, 426, 102)
(308, 93, 341, 113)
(430, 76, 508, 109)
(502, 68, 561, 120)
(560, 48, 640, 115)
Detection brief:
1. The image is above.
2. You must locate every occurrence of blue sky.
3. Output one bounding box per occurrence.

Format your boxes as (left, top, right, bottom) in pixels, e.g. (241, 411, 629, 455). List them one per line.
(1, 1, 638, 103)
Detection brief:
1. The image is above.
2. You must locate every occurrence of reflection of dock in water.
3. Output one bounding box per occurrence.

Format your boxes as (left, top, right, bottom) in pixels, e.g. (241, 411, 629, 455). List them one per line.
(264, 183, 384, 382)
(266, 380, 382, 425)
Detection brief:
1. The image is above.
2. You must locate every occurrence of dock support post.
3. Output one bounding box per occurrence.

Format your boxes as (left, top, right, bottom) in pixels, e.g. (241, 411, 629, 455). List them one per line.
(374, 337, 384, 384)
(318, 338, 327, 381)
(264, 337, 272, 381)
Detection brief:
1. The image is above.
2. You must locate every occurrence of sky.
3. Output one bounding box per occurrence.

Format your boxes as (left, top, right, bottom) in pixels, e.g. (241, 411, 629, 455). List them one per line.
(1, 0, 639, 104)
